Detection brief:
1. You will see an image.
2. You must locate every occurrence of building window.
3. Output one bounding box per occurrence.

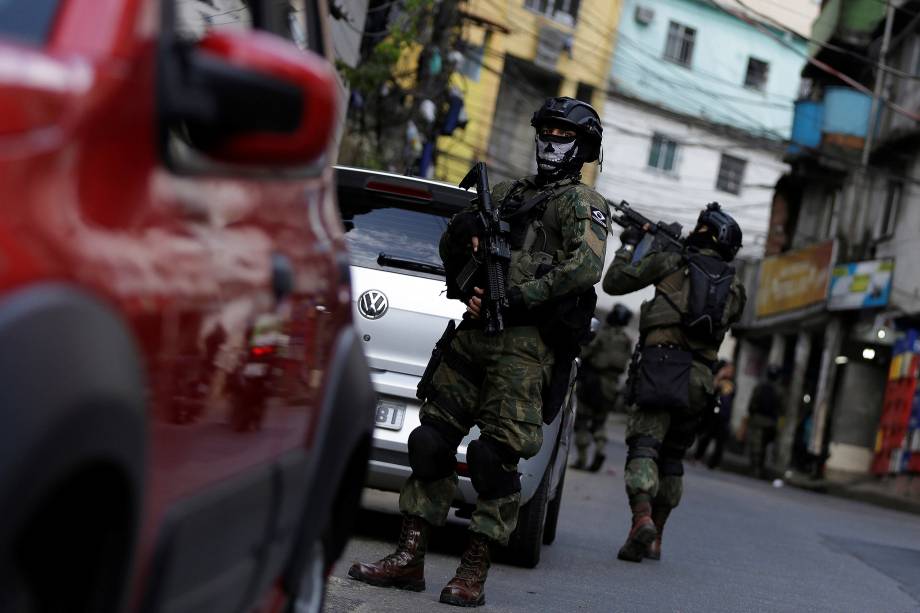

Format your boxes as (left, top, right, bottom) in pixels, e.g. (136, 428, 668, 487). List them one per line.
(648, 134, 679, 173)
(575, 82, 595, 105)
(459, 45, 484, 81)
(716, 154, 746, 195)
(879, 180, 903, 238)
(524, 0, 581, 23)
(664, 21, 695, 67)
(744, 57, 769, 91)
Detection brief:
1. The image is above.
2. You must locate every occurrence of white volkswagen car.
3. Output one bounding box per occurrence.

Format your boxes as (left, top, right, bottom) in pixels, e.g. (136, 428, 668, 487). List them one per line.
(336, 166, 577, 567)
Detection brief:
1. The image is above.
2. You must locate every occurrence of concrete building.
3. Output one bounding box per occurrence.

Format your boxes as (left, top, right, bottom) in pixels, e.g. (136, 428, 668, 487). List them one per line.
(740, 0, 920, 479)
(434, 0, 622, 185)
(594, 0, 815, 323)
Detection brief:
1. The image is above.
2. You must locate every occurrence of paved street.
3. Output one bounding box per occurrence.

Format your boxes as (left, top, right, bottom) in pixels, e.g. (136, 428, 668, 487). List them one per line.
(328, 419, 920, 613)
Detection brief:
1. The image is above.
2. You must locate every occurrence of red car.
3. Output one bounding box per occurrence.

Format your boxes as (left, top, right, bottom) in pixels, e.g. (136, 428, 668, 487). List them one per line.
(0, 1, 374, 612)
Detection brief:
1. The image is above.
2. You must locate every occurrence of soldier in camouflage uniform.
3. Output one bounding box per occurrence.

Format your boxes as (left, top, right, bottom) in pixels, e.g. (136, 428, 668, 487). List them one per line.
(349, 97, 608, 607)
(603, 203, 746, 563)
(747, 364, 782, 479)
(574, 304, 633, 471)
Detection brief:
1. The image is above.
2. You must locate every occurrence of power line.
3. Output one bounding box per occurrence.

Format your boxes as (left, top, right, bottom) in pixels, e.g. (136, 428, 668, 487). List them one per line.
(704, 0, 920, 123)
(723, 0, 920, 81)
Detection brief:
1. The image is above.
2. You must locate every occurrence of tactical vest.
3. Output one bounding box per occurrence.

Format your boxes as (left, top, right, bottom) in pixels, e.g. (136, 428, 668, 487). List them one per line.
(640, 249, 738, 346)
(500, 177, 579, 288)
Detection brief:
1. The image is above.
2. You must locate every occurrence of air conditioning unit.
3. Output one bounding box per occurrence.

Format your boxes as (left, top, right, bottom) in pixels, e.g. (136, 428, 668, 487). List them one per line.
(635, 5, 654, 25)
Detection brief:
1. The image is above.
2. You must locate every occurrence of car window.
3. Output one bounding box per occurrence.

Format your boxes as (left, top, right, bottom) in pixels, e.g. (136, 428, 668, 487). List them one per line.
(340, 197, 451, 280)
(0, 0, 59, 44)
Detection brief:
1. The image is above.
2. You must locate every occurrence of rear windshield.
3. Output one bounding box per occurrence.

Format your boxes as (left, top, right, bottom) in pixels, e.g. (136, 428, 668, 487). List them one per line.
(0, 0, 59, 44)
(339, 195, 451, 280)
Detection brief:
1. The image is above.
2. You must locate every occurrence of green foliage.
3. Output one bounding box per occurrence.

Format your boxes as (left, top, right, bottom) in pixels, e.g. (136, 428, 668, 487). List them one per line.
(337, 0, 437, 94)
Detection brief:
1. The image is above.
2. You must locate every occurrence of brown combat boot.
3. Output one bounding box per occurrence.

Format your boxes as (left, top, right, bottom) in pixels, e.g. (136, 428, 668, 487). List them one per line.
(617, 500, 657, 563)
(645, 506, 672, 560)
(439, 532, 492, 607)
(347, 515, 429, 591)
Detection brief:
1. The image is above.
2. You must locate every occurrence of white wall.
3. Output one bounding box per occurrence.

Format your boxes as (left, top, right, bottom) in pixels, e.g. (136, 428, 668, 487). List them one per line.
(875, 152, 920, 315)
(719, 0, 820, 38)
(593, 95, 785, 310)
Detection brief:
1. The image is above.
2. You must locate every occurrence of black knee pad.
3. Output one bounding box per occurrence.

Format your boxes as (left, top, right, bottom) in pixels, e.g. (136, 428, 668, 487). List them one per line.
(626, 435, 661, 463)
(408, 419, 463, 481)
(466, 437, 521, 500)
(659, 444, 686, 477)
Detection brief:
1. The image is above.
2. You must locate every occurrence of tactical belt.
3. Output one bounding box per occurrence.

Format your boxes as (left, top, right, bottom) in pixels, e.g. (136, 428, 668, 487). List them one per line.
(649, 343, 718, 374)
(458, 312, 540, 330)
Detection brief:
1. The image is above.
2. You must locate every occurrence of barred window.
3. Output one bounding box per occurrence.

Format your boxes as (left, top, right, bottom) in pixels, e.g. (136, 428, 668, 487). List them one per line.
(744, 57, 770, 91)
(664, 21, 695, 67)
(716, 154, 747, 195)
(648, 134, 679, 173)
(524, 0, 580, 22)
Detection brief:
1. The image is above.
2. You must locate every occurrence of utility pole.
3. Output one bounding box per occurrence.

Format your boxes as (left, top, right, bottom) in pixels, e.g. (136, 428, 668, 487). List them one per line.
(853, 3, 895, 253)
(806, 5, 896, 477)
(861, 4, 896, 170)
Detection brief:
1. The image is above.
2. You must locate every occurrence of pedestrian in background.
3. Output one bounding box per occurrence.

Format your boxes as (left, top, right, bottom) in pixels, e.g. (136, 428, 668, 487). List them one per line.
(573, 304, 634, 472)
(747, 364, 783, 479)
(693, 361, 735, 469)
(348, 97, 607, 607)
(603, 203, 746, 563)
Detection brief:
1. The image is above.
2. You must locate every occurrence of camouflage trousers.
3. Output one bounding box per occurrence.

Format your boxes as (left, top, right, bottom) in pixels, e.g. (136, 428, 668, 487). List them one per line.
(575, 373, 621, 451)
(624, 360, 713, 509)
(399, 325, 552, 545)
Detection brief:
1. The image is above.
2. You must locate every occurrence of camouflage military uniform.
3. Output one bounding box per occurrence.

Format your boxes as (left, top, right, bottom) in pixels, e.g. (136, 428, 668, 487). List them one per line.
(574, 324, 631, 463)
(603, 244, 745, 511)
(747, 381, 781, 478)
(399, 175, 608, 545)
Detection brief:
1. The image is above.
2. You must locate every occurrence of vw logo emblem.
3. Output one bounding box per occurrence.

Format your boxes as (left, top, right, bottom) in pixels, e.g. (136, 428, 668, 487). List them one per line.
(358, 289, 389, 320)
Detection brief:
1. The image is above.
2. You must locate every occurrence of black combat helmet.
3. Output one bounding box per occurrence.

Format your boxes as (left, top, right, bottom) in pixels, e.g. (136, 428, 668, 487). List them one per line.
(607, 303, 633, 327)
(531, 97, 603, 163)
(694, 202, 743, 261)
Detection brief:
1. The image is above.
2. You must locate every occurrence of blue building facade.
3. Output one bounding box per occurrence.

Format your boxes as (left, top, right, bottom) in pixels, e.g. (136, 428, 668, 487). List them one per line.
(610, 0, 809, 139)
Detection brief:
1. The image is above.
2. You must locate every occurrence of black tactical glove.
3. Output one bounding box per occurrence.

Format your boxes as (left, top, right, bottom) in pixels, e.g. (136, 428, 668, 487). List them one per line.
(447, 211, 482, 253)
(619, 225, 643, 247)
(505, 286, 526, 312)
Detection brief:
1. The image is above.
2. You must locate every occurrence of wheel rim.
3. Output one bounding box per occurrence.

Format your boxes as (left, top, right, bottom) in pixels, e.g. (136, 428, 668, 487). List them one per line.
(292, 541, 325, 613)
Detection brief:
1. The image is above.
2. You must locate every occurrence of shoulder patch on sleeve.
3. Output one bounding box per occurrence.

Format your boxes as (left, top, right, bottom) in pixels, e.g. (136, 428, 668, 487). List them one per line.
(590, 206, 608, 232)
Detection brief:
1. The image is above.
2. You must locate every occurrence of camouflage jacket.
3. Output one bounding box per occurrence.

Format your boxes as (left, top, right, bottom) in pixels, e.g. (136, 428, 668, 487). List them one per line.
(602, 244, 746, 362)
(582, 324, 632, 376)
(440, 174, 608, 309)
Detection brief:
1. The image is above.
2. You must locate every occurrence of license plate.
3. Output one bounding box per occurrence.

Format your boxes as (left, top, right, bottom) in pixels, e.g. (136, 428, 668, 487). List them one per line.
(375, 400, 406, 431)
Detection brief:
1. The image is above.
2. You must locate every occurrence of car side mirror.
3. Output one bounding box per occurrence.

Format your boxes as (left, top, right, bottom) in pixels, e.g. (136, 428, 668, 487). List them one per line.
(159, 30, 338, 167)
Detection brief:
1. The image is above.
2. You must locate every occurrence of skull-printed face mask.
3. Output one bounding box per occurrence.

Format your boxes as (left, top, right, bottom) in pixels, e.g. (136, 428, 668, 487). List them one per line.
(535, 132, 580, 178)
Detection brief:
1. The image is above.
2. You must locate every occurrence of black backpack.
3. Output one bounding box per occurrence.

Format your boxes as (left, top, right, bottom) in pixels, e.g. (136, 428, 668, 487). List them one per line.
(683, 252, 735, 339)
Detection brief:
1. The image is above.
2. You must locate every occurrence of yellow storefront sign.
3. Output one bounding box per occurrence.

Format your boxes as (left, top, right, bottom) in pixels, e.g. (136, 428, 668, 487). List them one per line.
(756, 241, 834, 318)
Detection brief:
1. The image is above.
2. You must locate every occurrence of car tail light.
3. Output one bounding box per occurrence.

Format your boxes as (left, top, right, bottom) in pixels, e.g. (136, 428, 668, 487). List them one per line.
(250, 345, 275, 357)
(365, 181, 433, 201)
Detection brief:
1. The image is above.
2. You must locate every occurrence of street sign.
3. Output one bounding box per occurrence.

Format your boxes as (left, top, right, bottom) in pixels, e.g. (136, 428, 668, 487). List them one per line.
(827, 259, 894, 311)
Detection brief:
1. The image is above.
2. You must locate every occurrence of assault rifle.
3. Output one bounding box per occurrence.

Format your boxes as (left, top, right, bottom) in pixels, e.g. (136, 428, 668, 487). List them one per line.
(608, 199, 684, 254)
(457, 162, 511, 336)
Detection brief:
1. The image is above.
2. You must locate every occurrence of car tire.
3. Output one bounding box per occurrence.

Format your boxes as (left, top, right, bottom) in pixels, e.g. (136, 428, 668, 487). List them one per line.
(503, 467, 550, 568)
(542, 461, 566, 545)
(287, 540, 327, 613)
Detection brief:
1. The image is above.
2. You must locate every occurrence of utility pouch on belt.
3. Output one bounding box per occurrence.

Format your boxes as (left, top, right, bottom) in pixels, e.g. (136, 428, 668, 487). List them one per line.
(633, 345, 692, 412)
(417, 320, 458, 401)
(538, 289, 597, 424)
